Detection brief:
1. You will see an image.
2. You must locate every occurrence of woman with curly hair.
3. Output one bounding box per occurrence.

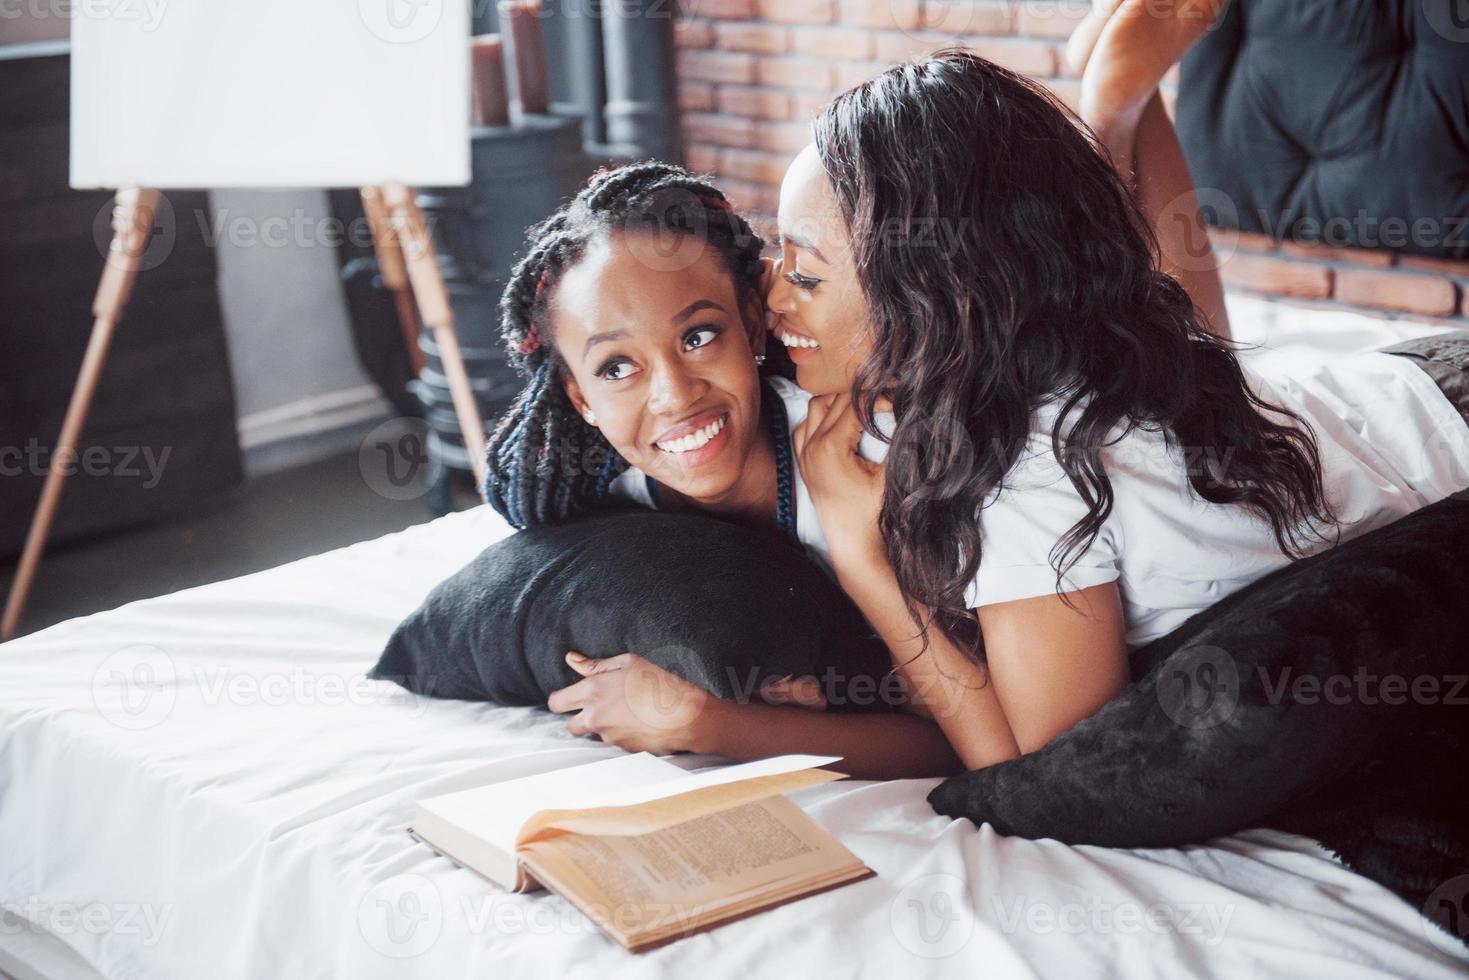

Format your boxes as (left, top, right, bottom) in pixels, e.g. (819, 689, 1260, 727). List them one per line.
(769, 36, 1469, 770)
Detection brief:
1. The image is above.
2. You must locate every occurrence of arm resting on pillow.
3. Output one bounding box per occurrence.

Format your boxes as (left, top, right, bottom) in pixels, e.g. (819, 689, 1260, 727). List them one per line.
(694, 699, 964, 780)
(837, 552, 1128, 769)
(977, 583, 1130, 753)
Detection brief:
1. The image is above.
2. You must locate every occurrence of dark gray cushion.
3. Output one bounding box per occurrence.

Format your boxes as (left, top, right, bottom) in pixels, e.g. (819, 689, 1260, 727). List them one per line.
(370, 509, 904, 714)
(1176, 0, 1469, 261)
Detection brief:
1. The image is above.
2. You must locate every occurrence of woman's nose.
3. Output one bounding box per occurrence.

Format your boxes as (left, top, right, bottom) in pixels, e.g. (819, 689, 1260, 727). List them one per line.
(765, 255, 796, 315)
(647, 362, 707, 415)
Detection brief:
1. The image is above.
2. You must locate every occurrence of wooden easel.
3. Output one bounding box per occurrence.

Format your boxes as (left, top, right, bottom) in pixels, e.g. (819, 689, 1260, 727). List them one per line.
(0, 183, 488, 642)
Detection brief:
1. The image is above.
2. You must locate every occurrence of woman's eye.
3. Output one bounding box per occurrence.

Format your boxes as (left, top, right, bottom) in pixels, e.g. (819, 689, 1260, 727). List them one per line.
(597, 359, 636, 381)
(684, 326, 721, 350)
(784, 270, 821, 291)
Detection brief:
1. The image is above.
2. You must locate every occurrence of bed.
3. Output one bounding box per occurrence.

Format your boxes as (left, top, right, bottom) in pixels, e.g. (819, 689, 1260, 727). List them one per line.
(2, 295, 1468, 980)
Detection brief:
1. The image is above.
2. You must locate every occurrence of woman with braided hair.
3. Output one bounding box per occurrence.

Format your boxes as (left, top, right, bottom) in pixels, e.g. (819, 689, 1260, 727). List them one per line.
(481, 161, 963, 779)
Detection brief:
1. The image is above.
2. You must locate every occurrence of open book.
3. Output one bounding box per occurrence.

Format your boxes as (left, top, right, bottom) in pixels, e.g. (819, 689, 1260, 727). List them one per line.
(409, 753, 875, 951)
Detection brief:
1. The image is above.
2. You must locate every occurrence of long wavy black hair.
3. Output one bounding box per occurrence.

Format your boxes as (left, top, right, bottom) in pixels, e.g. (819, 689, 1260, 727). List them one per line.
(812, 50, 1333, 655)
(482, 162, 773, 527)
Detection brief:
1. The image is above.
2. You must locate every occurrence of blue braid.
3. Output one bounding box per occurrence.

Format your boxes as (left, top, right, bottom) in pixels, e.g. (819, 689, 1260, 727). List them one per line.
(765, 379, 798, 545)
(595, 443, 627, 501)
(500, 363, 556, 528)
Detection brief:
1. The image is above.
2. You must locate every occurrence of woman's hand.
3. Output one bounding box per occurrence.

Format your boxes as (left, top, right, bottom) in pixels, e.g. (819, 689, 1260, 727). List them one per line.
(756, 674, 827, 711)
(547, 653, 829, 754)
(792, 393, 888, 573)
(547, 652, 717, 755)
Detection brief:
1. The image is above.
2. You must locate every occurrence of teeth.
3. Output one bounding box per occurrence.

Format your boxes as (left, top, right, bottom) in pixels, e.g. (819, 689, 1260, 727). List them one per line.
(777, 328, 819, 349)
(657, 414, 727, 454)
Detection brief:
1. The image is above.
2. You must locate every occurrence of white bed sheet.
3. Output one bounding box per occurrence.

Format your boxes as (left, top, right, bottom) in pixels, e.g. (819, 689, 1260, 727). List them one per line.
(2, 294, 1468, 980)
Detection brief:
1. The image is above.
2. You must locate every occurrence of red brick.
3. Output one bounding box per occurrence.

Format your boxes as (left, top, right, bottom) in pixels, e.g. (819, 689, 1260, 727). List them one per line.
(676, 49, 757, 84)
(1017, 0, 1090, 39)
(715, 21, 790, 53)
(756, 0, 834, 23)
(792, 90, 835, 120)
(1280, 240, 1394, 268)
(684, 142, 723, 173)
(677, 81, 716, 111)
(674, 17, 714, 48)
(971, 37, 1057, 76)
(1213, 228, 1279, 253)
(792, 25, 875, 58)
(677, 0, 755, 18)
(1336, 269, 1458, 317)
(835, 60, 888, 89)
(873, 30, 946, 62)
(755, 119, 814, 152)
(1463, 288, 1469, 318)
(682, 112, 758, 147)
(1399, 254, 1469, 278)
(718, 177, 782, 214)
(756, 55, 836, 89)
(721, 148, 791, 185)
(1219, 253, 1333, 299)
(718, 85, 792, 119)
(923, 0, 1014, 36)
(841, 0, 921, 30)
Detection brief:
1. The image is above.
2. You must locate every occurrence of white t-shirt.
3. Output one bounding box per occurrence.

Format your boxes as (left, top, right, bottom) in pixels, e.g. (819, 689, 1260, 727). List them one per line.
(611, 354, 1469, 651)
(963, 350, 1469, 648)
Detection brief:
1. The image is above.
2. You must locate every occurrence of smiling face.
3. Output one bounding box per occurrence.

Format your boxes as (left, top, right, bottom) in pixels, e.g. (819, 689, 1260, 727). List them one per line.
(551, 230, 773, 511)
(767, 144, 875, 397)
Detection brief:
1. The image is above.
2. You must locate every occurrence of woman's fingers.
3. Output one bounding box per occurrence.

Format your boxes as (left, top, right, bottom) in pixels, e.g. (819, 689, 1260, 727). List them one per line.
(546, 678, 588, 714)
(758, 674, 829, 710)
(566, 651, 635, 674)
(784, 675, 829, 710)
(817, 392, 858, 443)
(798, 394, 834, 456)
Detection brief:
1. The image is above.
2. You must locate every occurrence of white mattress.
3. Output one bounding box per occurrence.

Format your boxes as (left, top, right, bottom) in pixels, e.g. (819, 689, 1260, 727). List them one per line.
(2, 295, 1467, 980)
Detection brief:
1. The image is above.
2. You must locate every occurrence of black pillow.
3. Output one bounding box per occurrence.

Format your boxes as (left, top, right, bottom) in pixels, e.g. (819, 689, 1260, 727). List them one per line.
(925, 491, 1469, 936)
(370, 509, 904, 714)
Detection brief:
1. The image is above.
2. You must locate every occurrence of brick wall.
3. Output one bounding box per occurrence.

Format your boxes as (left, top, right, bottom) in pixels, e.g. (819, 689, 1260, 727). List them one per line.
(673, 0, 1469, 325)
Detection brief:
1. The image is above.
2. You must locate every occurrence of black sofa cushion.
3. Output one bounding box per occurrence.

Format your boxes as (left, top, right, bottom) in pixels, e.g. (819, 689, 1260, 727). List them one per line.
(370, 509, 904, 714)
(1176, 0, 1469, 260)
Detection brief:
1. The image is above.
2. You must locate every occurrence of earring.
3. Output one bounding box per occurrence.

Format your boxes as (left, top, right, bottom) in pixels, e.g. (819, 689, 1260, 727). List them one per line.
(754, 353, 767, 366)
(583, 411, 597, 426)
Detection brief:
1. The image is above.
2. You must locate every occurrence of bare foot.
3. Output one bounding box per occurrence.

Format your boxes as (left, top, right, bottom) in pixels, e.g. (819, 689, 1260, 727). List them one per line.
(1069, 0, 1226, 173)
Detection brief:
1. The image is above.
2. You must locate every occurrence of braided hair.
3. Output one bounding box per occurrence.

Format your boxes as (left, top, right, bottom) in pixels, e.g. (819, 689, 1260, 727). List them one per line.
(483, 161, 775, 528)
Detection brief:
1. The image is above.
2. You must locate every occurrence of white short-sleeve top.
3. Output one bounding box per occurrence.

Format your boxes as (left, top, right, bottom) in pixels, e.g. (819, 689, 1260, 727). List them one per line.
(961, 350, 1469, 648)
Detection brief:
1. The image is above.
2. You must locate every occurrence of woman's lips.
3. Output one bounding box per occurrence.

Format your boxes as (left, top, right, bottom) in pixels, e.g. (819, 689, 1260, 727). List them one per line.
(652, 411, 733, 468)
(774, 323, 820, 364)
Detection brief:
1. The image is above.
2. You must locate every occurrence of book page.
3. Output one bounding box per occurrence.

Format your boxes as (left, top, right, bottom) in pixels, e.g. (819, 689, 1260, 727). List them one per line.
(417, 753, 687, 855)
(552, 754, 843, 814)
(517, 767, 846, 845)
(518, 794, 867, 943)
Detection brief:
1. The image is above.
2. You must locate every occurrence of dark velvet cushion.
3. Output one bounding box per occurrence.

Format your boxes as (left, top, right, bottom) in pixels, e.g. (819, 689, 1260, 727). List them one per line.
(926, 490, 1469, 938)
(1176, 0, 1469, 260)
(370, 509, 903, 713)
